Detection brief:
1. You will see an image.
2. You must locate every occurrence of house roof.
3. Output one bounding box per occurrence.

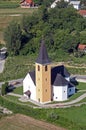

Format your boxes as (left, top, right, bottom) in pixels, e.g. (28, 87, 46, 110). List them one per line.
(24, 90, 31, 95)
(51, 65, 70, 85)
(21, 0, 33, 4)
(36, 40, 51, 65)
(78, 44, 86, 50)
(68, 82, 75, 88)
(53, 74, 68, 86)
(70, 1, 80, 5)
(78, 10, 86, 16)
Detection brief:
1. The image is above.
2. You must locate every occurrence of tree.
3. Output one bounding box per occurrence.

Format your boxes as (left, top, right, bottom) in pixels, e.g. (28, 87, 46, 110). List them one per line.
(4, 21, 22, 56)
(63, 35, 79, 53)
(56, 0, 68, 9)
(81, 0, 86, 6)
(75, 18, 86, 32)
(34, 0, 54, 6)
(80, 31, 86, 43)
(1, 82, 8, 96)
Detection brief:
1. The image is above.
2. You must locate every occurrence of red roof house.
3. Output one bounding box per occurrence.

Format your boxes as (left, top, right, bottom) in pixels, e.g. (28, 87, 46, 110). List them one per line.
(20, 0, 34, 8)
(78, 10, 86, 17)
(78, 44, 86, 52)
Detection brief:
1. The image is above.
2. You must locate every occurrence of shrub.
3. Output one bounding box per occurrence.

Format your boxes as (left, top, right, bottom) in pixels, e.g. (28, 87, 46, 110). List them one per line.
(47, 110, 59, 121)
(1, 82, 8, 96)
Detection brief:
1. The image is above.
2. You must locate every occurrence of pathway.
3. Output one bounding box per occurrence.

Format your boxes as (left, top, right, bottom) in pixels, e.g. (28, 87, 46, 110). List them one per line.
(0, 60, 5, 73)
(7, 92, 86, 108)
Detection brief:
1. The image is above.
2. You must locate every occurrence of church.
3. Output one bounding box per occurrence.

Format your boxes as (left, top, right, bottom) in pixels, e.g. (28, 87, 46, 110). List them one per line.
(23, 40, 75, 104)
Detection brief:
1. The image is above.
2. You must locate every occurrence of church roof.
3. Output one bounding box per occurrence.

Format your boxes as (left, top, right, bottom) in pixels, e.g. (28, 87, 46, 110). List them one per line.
(53, 74, 68, 86)
(29, 65, 70, 87)
(36, 40, 51, 65)
(68, 82, 75, 88)
(51, 65, 70, 85)
(28, 70, 74, 88)
(29, 71, 35, 85)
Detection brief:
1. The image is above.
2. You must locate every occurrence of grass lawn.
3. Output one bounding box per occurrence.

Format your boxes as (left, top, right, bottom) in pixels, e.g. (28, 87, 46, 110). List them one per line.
(0, 80, 86, 130)
(13, 86, 23, 95)
(77, 82, 86, 90)
(0, 8, 37, 15)
(0, 55, 36, 81)
(0, 96, 86, 130)
(55, 105, 86, 130)
(0, 55, 86, 82)
(4, 95, 37, 106)
(0, 14, 22, 44)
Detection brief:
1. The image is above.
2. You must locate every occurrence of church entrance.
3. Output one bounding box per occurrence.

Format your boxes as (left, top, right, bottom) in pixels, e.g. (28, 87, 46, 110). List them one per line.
(24, 90, 31, 99)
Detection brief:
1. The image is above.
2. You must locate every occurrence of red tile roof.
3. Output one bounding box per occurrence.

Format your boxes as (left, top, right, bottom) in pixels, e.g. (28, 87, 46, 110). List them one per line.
(78, 10, 86, 16)
(21, 0, 33, 4)
(78, 44, 86, 50)
(26, 0, 33, 4)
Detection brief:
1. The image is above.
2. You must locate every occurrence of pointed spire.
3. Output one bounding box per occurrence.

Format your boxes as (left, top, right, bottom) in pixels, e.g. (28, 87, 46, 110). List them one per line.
(36, 39, 51, 64)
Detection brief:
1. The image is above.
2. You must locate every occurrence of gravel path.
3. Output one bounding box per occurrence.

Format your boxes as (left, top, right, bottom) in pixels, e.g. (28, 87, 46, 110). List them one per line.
(7, 92, 86, 108)
(0, 60, 5, 73)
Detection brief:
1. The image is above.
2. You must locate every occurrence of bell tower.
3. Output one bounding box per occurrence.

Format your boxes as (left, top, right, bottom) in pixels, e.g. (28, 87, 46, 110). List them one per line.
(35, 40, 51, 103)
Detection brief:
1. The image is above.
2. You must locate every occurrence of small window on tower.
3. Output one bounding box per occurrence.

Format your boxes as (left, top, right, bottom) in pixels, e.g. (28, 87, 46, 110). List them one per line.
(45, 65, 47, 71)
(38, 65, 40, 71)
(46, 78, 47, 81)
(45, 89, 47, 92)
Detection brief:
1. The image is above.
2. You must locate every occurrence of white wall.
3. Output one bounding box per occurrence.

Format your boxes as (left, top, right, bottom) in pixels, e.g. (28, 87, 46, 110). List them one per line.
(53, 85, 68, 101)
(73, 5, 79, 10)
(23, 73, 36, 101)
(64, 0, 70, 2)
(69, 1, 80, 10)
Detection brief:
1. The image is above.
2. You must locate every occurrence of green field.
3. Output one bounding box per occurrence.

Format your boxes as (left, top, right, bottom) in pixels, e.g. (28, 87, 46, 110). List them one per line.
(0, 56, 36, 81)
(13, 86, 23, 95)
(1, 81, 85, 130)
(0, 55, 86, 82)
(77, 82, 86, 90)
(0, 96, 86, 130)
(0, 5, 38, 44)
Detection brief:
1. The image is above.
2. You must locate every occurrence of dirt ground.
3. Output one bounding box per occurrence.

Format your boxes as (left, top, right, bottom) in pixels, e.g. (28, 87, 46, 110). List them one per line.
(0, 114, 66, 130)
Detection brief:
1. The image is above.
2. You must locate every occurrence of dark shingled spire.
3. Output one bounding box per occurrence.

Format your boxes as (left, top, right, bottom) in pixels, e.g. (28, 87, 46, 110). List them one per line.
(36, 39, 51, 64)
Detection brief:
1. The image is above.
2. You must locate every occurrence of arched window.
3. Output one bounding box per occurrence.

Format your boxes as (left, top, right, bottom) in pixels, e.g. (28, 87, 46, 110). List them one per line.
(45, 65, 47, 71)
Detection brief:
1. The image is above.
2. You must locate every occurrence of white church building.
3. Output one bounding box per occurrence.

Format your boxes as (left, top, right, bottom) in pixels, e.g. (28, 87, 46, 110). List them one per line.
(23, 40, 75, 103)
